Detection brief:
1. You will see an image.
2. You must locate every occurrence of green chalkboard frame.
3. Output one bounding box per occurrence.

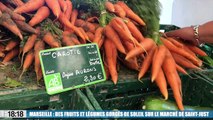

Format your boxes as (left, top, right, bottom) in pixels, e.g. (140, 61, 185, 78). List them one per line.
(39, 43, 106, 95)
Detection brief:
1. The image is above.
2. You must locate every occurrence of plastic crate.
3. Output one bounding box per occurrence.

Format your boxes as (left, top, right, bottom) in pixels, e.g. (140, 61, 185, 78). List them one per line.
(0, 88, 73, 110)
(70, 65, 164, 110)
(182, 69, 213, 107)
(70, 89, 95, 110)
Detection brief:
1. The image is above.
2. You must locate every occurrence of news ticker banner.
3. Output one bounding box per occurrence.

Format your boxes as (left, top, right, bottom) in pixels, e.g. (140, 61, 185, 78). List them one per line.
(0, 110, 212, 118)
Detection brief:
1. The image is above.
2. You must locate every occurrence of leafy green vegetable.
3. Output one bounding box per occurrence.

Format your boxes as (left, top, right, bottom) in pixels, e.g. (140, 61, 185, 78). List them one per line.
(200, 56, 213, 66)
(4, 78, 23, 88)
(40, 18, 62, 37)
(73, 0, 108, 26)
(143, 96, 213, 110)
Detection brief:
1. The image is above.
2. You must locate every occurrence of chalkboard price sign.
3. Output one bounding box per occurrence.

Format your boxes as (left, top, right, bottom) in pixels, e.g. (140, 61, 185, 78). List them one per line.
(39, 43, 106, 95)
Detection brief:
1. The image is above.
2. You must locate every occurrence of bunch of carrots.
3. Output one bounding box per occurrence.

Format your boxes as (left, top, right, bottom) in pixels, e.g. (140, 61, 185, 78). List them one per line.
(0, 0, 210, 110)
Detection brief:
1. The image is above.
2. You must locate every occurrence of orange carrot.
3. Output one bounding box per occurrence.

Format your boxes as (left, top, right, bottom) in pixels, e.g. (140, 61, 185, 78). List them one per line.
(105, 1, 115, 13)
(175, 68, 183, 97)
(151, 45, 167, 82)
(104, 38, 118, 84)
(155, 68, 168, 100)
(124, 38, 147, 60)
(104, 25, 126, 54)
(93, 27, 104, 46)
(21, 28, 40, 67)
(5, 40, 19, 51)
(104, 61, 110, 80)
(98, 36, 105, 48)
(176, 64, 188, 75)
(111, 17, 134, 42)
(70, 9, 78, 25)
(59, 13, 85, 41)
(29, 6, 50, 27)
(14, 20, 37, 34)
(14, 0, 45, 14)
(162, 50, 184, 110)
(2, 47, 19, 64)
(10, 0, 24, 7)
(74, 19, 86, 27)
(70, 33, 81, 45)
(186, 44, 207, 56)
(43, 32, 60, 48)
(63, 0, 72, 31)
(112, 18, 141, 48)
(182, 45, 203, 67)
(92, 23, 100, 29)
(167, 37, 183, 48)
(64, 0, 72, 20)
(151, 47, 158, 77)
(78, 27, 89, 42)
(125, 38, 155, 60)
(0, 2, 25, 21)
(0, 13, 23, 40)
(126, 19, 145, 42)
(0, 51, 5, 57)
(34, 40, 45, 77)
(58, 0, 67, 12)
(86, 32, 95, 42)
(169, 50, 183, 97)
(161, 37, 200, 66)
(171, 52, 201, 70)
(122, 38, 135, 52)
(45, 0, 61, 18)
(182, 45, 196, 57)
(83, 22, 96, 33)
(19, 50, 34, 80)
(138, 47, 156, 80)
(119, 57, 139, 71)
(114, 4, 126, 18)
(62, 31, 75, 46)
(117, 1, 146, 26)
(62, 31, 81, 45)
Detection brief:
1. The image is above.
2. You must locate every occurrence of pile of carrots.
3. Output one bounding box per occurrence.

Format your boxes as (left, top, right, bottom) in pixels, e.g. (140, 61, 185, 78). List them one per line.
(0, 0, 209, 110)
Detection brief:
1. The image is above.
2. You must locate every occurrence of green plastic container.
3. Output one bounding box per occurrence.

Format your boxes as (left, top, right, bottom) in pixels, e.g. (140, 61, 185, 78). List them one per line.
(182, 69, 213, 107)
(159, 24, 180, 32)
(72, 68, 212, 111)
(70, 65, 164, 110)
(0, 88, 73, 110)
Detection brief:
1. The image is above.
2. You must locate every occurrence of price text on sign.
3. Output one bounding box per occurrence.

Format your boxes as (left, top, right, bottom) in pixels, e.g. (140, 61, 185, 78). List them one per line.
(39, 43, 106, 95)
